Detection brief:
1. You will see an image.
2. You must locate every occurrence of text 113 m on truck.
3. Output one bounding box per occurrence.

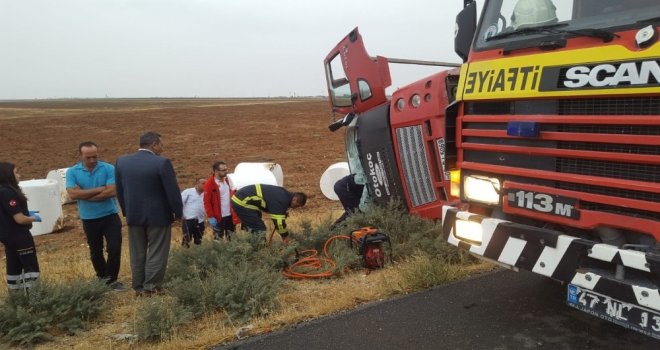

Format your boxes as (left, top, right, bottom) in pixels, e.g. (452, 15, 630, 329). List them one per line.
(323, 0, 660, 340)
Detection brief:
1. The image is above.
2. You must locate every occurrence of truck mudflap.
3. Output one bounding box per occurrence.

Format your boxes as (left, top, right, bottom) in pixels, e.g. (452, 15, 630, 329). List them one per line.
(441, 206, 660, 317)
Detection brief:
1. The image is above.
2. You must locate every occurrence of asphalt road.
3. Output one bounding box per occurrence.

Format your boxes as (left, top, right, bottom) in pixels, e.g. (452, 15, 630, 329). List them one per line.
(216, 269, 658, 350)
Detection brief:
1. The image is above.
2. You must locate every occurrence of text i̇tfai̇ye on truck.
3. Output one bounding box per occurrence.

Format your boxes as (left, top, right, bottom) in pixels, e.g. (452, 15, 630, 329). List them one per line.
(322, 0, 660, 340)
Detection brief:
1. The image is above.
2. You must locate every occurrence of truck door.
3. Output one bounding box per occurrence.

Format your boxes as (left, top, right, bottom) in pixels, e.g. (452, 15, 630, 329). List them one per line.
(324, 27, 392, 115)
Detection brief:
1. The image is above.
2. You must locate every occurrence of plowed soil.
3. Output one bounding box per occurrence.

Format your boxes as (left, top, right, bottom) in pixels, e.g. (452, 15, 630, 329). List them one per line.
(0, 98, 346, 250)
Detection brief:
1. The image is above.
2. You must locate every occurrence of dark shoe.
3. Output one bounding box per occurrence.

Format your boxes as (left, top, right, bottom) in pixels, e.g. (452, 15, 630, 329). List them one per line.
(109, 281, 127, 292)
(151, 286, 166, 295)
(138, 287, 166, 297)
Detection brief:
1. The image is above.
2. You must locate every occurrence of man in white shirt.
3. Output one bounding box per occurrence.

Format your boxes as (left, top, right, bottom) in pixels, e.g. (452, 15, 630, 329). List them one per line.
(203, 161, 237, 241)
(181, 178, 206, 247)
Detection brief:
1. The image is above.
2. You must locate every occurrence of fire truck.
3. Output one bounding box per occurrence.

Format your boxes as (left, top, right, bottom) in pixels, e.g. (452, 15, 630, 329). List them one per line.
(324, 0, 660, 340)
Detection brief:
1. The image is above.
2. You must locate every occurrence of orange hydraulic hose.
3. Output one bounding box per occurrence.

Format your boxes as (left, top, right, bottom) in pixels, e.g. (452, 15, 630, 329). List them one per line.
(281, 235, 357, 279)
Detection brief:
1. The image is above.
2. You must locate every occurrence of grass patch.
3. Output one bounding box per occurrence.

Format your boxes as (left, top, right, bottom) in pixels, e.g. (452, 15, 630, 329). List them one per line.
(134, 296, 192, 342)
(295, 200, 477, 266)
(1, 200, 488, 349)
(135, 232, 286, 341)
(395, 252, 466, 291)
(0, 279, 109, 347)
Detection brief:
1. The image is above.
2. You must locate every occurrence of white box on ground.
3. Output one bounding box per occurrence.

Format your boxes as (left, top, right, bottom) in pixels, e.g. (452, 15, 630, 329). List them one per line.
(19, 179, 65, 236)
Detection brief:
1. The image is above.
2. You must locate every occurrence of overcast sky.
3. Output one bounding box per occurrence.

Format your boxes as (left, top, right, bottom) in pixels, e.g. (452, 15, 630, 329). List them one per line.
(0, 0, 465, 99)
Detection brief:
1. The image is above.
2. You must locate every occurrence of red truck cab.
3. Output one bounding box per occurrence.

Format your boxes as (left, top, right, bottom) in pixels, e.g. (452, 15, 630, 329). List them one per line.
(324, 28, 459, 219)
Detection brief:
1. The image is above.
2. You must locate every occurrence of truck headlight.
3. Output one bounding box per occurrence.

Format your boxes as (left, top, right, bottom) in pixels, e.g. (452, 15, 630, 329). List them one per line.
(455, 219, 482, 244)
(464, 175, 501, 205)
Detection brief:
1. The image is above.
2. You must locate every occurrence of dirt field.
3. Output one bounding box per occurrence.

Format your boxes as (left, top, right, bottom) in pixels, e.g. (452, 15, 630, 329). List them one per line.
(0, 99, 493, 349)
(0, 98, 345, 250)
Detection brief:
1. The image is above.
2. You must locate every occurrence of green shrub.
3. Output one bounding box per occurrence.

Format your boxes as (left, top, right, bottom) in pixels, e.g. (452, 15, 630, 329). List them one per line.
(397, 252, 459, 290)
(161, 234, 285, 330)
(323, 236, 362, 274)
(0, 304, 52, 346)
(165, 274, 213, 317)
(212, 262, 283, 324)
(154, 202, 478, 341)
(0, 279, 109, 347)
(329, 200, 477, 265)
(285, 218, 363, 276)
(167, 233, 285, 281)
(134, 296, 192, 341)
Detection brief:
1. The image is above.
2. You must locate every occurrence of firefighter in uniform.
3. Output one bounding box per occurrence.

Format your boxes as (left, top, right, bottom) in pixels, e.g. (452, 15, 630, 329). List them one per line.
(231, 184, 307, 241)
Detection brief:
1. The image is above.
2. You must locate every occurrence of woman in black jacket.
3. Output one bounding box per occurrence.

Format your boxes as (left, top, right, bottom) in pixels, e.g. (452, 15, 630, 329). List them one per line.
(0, 162, 41, 292)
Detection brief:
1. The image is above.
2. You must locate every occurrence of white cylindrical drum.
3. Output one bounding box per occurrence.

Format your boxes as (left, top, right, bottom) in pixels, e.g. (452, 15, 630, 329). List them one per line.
(19, 179, 65, 236)
(319, 162, 350, 200)
(231, 162, 284, 190)
(46, 167, 73, 204)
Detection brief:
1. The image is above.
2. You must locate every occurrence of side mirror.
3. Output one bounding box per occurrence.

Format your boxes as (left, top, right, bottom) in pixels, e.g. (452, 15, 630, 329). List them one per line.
(454, 1, 477, 62)
(328, 113, 356, 132)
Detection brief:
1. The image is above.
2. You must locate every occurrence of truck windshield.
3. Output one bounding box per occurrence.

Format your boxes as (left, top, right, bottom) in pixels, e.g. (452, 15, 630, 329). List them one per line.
(475, 0, 660, 50)
(325, 53, 352, 108)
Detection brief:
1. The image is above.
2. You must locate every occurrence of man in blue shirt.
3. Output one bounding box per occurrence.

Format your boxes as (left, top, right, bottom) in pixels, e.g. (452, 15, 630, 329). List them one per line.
(66, 141, 125, 291)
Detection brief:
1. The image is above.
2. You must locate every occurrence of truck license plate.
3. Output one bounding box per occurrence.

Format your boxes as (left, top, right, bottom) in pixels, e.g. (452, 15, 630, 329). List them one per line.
(567, 284, 660, 340)
(506, 189, 580, 219)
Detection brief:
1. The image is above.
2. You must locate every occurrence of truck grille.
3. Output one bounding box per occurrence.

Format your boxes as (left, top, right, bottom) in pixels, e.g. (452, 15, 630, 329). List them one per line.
(463, 97, 660, 220)
(557, 182, 660, 204)
(556, 158, 660, 184)
(558, 97, 660, 115)
(396, 125, 436, 207)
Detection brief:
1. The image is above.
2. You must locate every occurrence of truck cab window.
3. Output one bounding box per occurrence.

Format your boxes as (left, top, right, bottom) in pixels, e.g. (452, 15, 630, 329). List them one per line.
(358, 79, 372, 101)
(326, 53, 352, 107)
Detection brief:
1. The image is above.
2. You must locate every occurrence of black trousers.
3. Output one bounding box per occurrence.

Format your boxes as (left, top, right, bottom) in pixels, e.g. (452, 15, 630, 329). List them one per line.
(333, 174, 364, 224)
(213, 215, 235, 240)
(2, 230, 40, 291)
(231, 202, 266, 233)
(81, 213, 122, 283)
(182, 219, 205, 245)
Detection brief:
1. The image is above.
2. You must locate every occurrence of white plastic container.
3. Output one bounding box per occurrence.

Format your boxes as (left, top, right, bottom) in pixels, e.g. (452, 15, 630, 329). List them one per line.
(230, 162, 284, 190)
(319, 162, 350, 200)
(46, 167, 73, 204)
(19, 179, 65, 236)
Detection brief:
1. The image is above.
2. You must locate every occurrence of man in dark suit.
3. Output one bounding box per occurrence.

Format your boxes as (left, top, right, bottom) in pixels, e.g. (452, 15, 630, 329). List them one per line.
(115, 131, 183, 296)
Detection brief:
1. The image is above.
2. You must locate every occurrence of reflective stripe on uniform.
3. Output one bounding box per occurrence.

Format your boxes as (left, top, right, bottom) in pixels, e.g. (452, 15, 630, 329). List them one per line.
(7, 271, 40, 290)
(271, 213, 287, 234)
(22, 272, 39, 280)
(254, 184, 266, 208)
(7, 274, 23, 281)
(231, 195, 260, 210)
(232, 184, 267, 210)
(7, 272, 40, 281)
(7, 280, 37, 290)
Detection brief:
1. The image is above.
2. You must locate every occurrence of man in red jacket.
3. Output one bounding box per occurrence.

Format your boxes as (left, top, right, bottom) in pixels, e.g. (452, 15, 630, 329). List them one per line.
(203, 161, 237, 240)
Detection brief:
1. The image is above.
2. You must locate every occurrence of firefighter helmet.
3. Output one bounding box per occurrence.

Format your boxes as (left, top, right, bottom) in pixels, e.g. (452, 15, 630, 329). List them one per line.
(511, 0, 558, 29)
